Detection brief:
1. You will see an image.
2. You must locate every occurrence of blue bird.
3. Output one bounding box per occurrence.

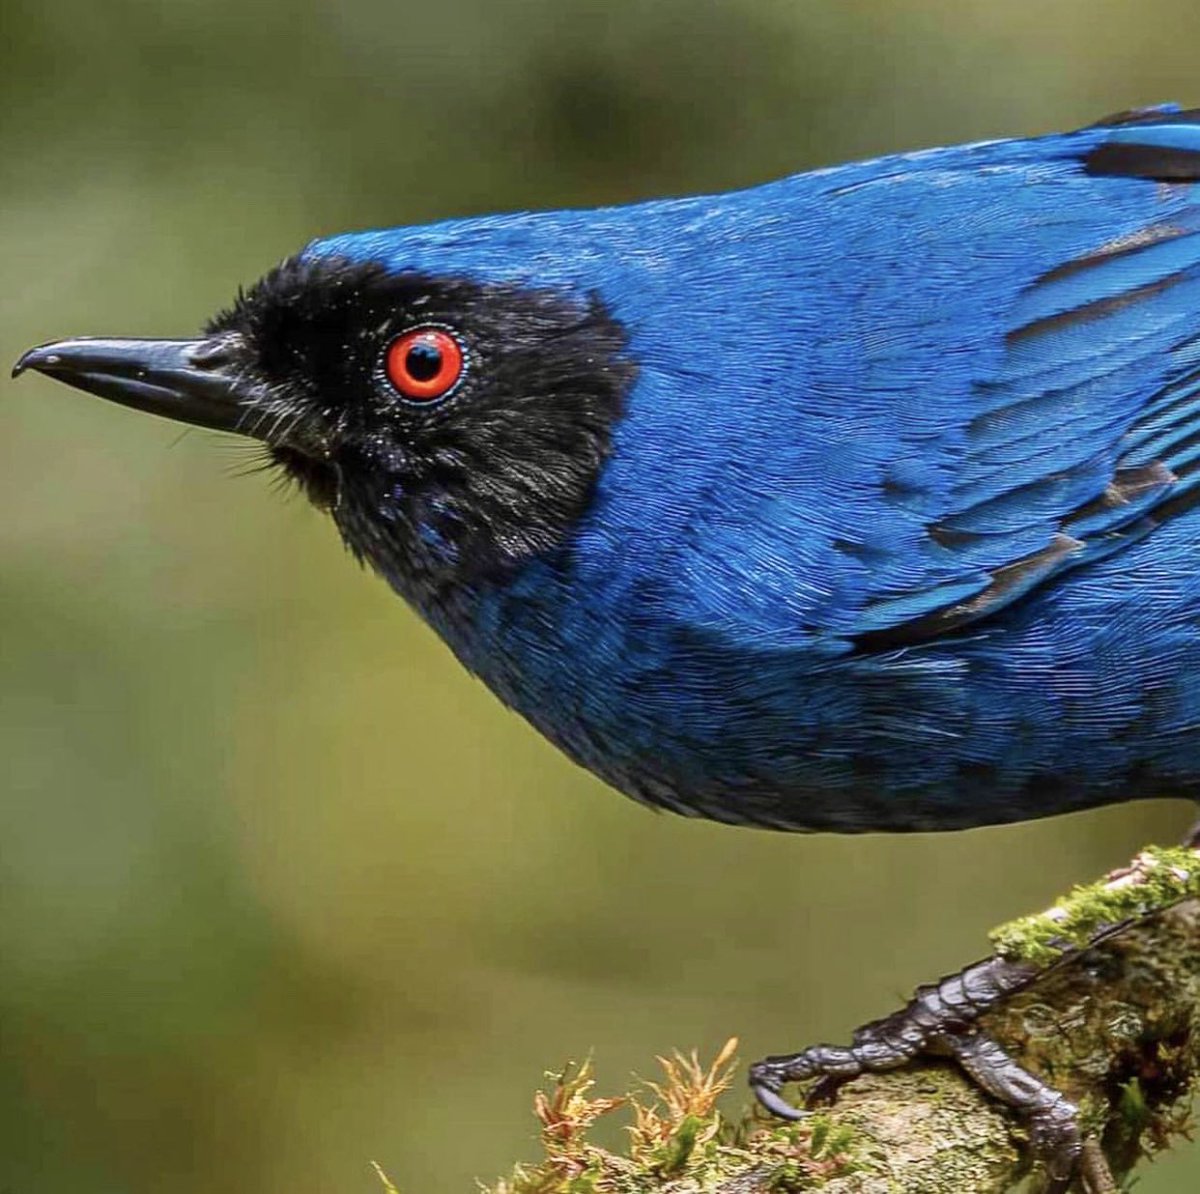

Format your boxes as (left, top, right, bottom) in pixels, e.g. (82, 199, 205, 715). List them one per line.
(16, 103, 1200, 1188)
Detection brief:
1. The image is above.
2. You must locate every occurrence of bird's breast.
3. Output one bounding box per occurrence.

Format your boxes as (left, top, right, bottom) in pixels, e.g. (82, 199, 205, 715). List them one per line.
(425, 507, 1200, 832)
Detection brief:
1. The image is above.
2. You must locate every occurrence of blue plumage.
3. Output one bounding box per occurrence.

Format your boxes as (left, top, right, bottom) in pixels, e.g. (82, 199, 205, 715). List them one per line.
(299, 106, 1200, 829)
(22, 117, 1200, 1176)
(20, 105, 1200, 832)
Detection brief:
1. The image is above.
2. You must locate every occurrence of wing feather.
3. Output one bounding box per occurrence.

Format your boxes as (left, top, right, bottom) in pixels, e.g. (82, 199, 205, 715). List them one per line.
(851, 111, 1200, 646)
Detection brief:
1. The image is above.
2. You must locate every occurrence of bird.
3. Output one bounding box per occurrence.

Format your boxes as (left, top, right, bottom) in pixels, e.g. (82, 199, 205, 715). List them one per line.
(15, 102, 1200, 1189)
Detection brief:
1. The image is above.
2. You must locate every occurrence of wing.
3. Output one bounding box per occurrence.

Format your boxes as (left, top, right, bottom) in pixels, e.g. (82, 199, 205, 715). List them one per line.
(839, 105, 1200, 648)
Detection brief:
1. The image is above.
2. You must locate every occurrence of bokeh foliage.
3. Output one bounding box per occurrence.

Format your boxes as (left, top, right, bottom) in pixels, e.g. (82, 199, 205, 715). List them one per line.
(4, 1, 1200, 1190)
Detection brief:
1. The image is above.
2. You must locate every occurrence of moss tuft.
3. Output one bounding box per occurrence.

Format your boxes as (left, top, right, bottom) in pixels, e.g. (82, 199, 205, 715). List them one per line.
(485, 1041, 864, 1193)
(989, 846, 1200, 965)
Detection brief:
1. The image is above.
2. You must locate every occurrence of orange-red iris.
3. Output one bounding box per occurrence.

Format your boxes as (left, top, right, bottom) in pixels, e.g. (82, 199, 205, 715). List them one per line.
(385, 328, 464, 401)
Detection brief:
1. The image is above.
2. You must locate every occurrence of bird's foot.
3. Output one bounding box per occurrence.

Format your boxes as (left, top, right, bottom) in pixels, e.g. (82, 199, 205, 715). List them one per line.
(748, 952, 1110, 1192)
(751, 841, 1200, 1189)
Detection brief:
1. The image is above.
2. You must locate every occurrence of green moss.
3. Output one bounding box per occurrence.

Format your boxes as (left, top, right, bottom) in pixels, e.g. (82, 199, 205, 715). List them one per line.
(990, 846, 1200, 965)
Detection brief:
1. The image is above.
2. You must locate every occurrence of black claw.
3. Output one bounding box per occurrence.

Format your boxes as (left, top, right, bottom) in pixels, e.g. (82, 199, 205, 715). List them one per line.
(750, 1079, 809, 1120)
(750, 949, 1098, 1186)
(804, 1075, 844, 1107)
(743, 825, 1200, 1187)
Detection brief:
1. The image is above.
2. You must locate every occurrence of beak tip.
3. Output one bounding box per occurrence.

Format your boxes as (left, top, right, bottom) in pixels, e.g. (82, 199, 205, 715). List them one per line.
(12, 344, 60, 380)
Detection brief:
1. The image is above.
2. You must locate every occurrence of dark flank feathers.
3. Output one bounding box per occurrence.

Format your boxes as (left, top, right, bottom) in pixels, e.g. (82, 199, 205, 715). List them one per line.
(18, 105, 1200, 833)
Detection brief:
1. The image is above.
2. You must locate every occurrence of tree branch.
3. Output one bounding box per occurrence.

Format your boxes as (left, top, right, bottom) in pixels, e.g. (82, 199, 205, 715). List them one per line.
(480, 846, 1200, 1193)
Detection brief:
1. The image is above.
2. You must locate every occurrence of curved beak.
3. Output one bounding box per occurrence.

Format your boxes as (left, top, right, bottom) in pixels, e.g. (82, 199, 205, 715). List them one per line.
(12, 336, 254, 436)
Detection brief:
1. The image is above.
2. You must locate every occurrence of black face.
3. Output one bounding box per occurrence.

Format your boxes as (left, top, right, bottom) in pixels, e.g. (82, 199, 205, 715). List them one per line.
(15, 255, 637, 603)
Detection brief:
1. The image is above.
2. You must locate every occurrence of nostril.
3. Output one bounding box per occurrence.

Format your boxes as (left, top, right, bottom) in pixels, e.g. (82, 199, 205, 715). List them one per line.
(187, 336, 241, 370)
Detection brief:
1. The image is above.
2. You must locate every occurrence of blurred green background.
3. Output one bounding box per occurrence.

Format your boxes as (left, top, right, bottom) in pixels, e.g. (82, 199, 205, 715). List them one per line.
(4, 0, 1200, 1190)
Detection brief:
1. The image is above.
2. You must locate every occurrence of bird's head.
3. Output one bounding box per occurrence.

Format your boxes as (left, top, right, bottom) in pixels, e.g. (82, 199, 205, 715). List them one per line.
(14, 240, 637, 604)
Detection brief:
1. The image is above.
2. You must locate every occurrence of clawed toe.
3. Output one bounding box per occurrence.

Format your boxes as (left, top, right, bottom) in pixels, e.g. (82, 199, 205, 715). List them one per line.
(748, 957, 1104, 1192)
(751, 1026, 1099, 1190)
(804, 1074, 845, 1107)
(747, 1059, 810, 1119)
(749, 1077, 809, 1120)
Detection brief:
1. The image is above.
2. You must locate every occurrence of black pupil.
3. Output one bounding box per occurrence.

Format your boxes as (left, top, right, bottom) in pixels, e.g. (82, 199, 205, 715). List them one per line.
(405, 341, 444, 382)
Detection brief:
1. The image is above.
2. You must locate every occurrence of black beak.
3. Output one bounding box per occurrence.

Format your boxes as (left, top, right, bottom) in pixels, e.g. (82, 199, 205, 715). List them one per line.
(12, 336, 254, 436)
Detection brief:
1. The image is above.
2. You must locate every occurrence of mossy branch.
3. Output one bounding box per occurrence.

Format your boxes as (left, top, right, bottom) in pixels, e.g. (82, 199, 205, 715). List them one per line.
(465, 846, 1200, 1194)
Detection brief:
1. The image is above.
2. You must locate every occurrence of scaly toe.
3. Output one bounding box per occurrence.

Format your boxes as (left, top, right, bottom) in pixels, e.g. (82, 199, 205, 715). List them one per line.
(748, 1061, 809, 1120)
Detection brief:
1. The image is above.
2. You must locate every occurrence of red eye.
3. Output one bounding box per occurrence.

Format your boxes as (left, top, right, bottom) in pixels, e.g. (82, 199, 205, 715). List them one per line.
(384, 327, 464, 401)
